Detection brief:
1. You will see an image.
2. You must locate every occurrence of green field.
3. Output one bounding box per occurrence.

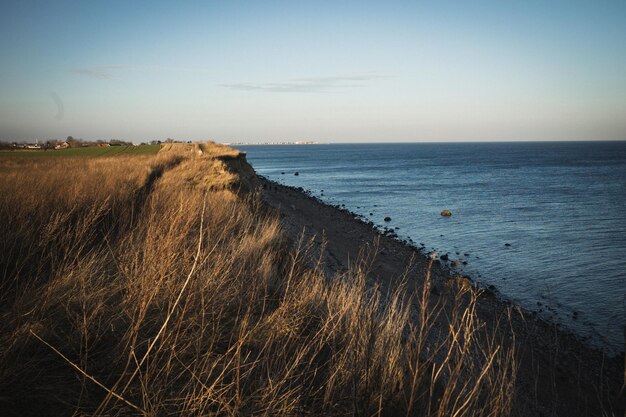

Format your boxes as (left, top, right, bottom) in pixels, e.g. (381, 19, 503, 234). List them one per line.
(0, 144, 161, 157)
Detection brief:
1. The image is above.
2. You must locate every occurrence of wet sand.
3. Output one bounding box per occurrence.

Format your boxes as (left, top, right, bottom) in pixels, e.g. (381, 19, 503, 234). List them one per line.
(258, 176, 624, 417)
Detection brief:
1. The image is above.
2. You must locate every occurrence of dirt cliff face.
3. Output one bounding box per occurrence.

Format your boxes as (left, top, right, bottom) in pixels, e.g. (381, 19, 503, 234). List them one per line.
(217, 152, 259, 193)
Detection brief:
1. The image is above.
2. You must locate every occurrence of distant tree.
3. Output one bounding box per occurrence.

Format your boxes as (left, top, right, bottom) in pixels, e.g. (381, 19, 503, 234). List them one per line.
(66, 137, 83, 148)
(109, 139, 132, 146)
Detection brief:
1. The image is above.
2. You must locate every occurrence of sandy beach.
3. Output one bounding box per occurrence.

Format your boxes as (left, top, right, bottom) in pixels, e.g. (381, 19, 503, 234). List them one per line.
(258, 175, 624, 417)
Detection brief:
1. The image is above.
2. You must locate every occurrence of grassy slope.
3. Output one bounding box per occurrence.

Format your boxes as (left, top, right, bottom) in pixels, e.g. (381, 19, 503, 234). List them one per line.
(0, 142, 515, 416)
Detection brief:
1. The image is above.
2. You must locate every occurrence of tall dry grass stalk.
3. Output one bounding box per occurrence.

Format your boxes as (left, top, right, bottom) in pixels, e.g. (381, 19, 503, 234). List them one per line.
(0, 143, 515, 416)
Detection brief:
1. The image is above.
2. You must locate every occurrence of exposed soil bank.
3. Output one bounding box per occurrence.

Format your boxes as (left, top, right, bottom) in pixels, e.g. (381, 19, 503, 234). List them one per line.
(257, 175, 624, 417)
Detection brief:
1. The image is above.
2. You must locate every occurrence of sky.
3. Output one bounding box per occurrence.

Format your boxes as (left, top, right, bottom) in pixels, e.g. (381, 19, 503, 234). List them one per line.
(1, 0, 626, 143)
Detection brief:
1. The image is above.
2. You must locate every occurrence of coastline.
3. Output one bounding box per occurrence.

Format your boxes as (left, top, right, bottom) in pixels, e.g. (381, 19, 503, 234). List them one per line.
(255, 174, 624, 416)
(2, 143, 622, 416)
(241, 141, 626, 354)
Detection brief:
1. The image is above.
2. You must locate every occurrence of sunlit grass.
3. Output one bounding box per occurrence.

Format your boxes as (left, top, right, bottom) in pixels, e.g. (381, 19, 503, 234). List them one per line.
(0, 142, 515, 416)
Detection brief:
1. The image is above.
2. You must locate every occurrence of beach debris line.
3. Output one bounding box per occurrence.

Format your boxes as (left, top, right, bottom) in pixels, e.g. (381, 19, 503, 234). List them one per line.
(440, 209, 452, 216)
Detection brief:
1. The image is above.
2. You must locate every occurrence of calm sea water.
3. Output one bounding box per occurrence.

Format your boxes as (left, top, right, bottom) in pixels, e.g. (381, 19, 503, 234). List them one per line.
(239, 142, 626, 354)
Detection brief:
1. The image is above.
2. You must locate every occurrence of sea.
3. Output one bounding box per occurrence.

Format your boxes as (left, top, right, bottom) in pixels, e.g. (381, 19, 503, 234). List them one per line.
(238, 141, 626, 355)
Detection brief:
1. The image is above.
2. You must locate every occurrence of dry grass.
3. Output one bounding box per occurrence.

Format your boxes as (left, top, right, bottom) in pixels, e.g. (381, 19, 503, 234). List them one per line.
(0, 142, 515, 416)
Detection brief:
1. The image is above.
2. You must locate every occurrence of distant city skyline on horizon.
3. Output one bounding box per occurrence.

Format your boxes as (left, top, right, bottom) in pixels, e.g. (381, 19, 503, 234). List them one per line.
(2, 1, 625, 142)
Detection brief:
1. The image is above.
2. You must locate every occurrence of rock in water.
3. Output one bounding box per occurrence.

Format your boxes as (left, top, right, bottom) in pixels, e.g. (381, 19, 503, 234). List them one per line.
(440, 209, 452, 217)
(294, 172, 299, 176)
(384, 216, 392, 222)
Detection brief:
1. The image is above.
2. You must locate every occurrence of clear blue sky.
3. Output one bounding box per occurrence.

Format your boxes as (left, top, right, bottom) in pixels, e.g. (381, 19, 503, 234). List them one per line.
(1, 0, 625, 142)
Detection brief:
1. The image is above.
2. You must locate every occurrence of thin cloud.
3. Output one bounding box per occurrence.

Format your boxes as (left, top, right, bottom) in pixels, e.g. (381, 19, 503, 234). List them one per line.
(221, 75, 389, 93)
(70, 64, 210, 79)
(70, 65, 129, 79)
(49, 92, 64, 121)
